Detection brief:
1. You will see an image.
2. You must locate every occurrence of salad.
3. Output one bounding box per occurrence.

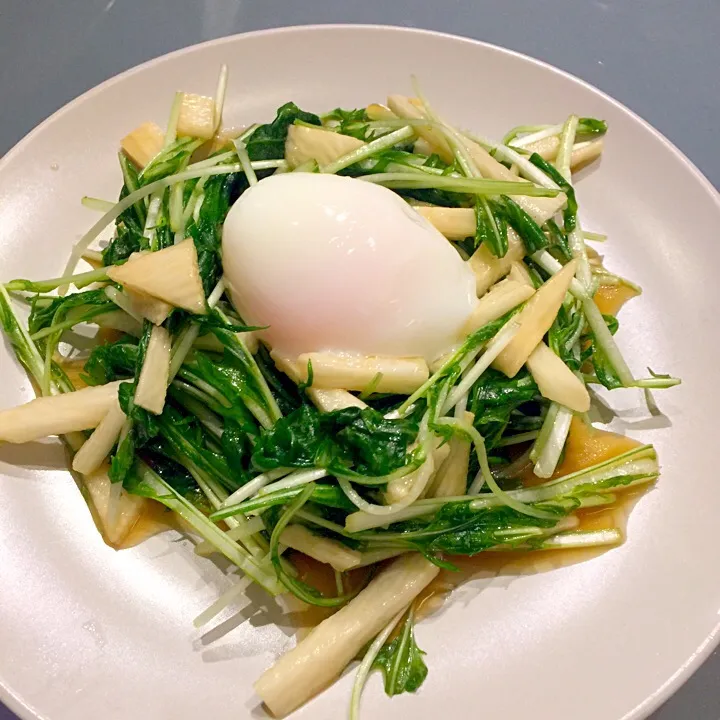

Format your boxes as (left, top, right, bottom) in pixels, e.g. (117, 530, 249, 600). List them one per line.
(0, 66, 680, 718)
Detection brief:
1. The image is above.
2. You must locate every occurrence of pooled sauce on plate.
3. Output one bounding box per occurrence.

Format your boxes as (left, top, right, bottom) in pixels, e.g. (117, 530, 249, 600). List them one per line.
(594, 282, 639, 316)
(415, 419, 647, 620)
(117, 501, 180, 549)
(290, 419, 650, 628)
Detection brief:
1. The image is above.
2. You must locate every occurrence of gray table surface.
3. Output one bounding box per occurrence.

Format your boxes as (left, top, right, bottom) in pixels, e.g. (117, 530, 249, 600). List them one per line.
(0, 1, 718, 719)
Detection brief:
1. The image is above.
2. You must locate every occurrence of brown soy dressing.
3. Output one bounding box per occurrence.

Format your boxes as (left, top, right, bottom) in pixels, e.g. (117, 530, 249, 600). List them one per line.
(414, 418, 648, 619)
(116, 501, 180, 549)
(593, 283, 639, 316)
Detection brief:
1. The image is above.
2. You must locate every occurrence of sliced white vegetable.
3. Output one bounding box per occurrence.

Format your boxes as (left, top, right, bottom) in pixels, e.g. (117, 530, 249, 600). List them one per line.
(254, 553, 439, 717)
(526, 342, 590, 412)
(177, 92, 216, 140)
(413, 137, 435, 156)
(365, 103, 397, 121)
(79, 466, 148, 546)
(296, 352, 429, 395)
(460, 137, 566, 225)
(285, 124, 365, 169)
(385, 435, 441, 505)
(532, 404, 574, 479)
(280, 525, 362, 571)
(0, 381, 121, 444)
(193, 330, 259, 355)
(123, 288, 173, 326)
(525, 136, 604, 170)
(414, 206, 475, 240)
(468, 229, 526, 297)
(508, 261, 534, 288)
(134, 325, 171, 415)
(463, 278, 535, 334)
(430, 411, 473, 497)
(72, 398, 127, 475)
(107, 238, 206, 315)
(569, 139, 604, 169)
(121, 121, 164, 168)
(61, 432, 148, 547)
(94, 310, 142, 337)
(386, 94, 454, 162)
(493, 260, 577, 377)
(307, 388, 368, 412)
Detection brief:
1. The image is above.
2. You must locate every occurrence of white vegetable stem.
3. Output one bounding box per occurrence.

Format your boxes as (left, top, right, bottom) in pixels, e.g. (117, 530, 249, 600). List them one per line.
(280, 525, 362, 571)
(72, 398, 127, 475)
(531, 404, 574, 478)
(442, 320, 520, 413)
(220, 468, 291, 508)
(255, 553, 439, 717)
(0, 381, 121, 444)
(134, 325, 172, 415)
(349, 609, 407, 720)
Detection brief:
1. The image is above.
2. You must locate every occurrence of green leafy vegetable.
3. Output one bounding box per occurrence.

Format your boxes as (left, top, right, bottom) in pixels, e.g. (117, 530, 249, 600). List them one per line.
(246, 102, 322, 161)
(83, 339, 139, 386)
(577, 118, 608, 137)
(493, 195, 548, 253)
(373, 609, 428, 696)
(28, 289, 115, 338)
(475, 197, 508, 257)
(323, 107, 372, 141)
(252, 405, 419, 476)
(528, 153, 578, 233)
(469, 369, 539, 450)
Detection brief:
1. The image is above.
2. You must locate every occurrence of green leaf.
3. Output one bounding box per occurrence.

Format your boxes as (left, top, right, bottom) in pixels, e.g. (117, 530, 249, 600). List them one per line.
(83, 339, 138, 386)
(139, 137, 203, 184)
(266, 483, 366, 607)
(423, 503, 559, 555)
(185, 173, 238, 294)
(141, 451, 211, 512)
(28, 289, 114, 336)
(252, 404, 323, 470)
(246, 102, 322, 161)
(221, 419, 253, 485)
(544, 218, 573, 263)
(469, 368, 539, 450)
(475, 197, 508, 257)
(155, 406, 242, 493)
(577, 118, 608, 137)
(109, 420, 135, 484)
(592, 344, 624, 389)
(251, 405, 419, 476)
(323, 107, 372, 141)
(493, 195, 548, 253)
(548, 299, 585, 371)
(528, 153, 578, 234)
(373, 610, 428, 696)
(102, 222, 142, 266)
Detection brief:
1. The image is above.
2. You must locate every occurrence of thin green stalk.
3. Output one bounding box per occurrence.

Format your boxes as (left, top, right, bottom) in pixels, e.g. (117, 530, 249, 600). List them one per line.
(359, 172, 559, 198)
(320, 125, 415, 174)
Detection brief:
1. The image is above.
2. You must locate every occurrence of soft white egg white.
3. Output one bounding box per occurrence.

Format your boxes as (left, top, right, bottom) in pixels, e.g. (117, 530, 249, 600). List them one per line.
(222, 173, 477, 362)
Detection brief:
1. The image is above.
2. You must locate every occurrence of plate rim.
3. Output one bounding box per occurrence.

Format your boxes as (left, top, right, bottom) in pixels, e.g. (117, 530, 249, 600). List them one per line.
(0, 23, 718, 720)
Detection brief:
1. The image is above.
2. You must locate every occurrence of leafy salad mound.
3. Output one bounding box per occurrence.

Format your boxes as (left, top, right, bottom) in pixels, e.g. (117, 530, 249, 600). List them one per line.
(0, 67, 679, 718)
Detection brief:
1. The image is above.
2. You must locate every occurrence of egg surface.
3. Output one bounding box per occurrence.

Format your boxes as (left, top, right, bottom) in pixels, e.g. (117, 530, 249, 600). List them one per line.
(222, 173, 477, 362)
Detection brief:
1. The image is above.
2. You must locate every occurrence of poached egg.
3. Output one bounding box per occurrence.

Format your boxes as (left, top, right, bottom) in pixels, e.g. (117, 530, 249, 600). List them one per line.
(222, 173, 477, 363)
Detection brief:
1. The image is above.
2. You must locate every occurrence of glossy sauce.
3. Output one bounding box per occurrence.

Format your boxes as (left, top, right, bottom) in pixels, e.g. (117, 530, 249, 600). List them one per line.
(593, 283, 639, 316)
(117, 500, 179, 549)
(415, 419, 648, 620)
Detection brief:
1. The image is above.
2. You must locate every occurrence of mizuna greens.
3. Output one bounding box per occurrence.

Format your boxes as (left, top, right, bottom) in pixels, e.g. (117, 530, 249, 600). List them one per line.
(0, 67, 679, 717)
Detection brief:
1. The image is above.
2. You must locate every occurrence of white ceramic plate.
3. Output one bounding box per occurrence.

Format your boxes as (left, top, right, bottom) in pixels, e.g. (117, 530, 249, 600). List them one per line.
(0, 24, 718, 720)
